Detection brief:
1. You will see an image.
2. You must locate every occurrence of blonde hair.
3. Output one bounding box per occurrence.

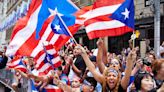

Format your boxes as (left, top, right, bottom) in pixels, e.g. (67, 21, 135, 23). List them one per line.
(102, 67, 121, 92)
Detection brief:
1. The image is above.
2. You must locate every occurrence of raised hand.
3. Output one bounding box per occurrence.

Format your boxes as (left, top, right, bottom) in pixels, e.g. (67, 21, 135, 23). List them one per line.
(74, 44, 86, 55)
(127, 48, 137, 63)
(96, 38, 104, 47)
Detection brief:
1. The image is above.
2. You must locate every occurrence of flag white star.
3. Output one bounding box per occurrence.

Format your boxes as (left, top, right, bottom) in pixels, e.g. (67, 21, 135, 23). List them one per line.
(121, 8, 130, 20)
(48, 8, 63, 16)
(54, 25, 61, 32)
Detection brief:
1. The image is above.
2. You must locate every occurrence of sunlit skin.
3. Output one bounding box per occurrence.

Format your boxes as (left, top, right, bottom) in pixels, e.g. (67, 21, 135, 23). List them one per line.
(141, 76, 154, 91)
(106, 72, 119, 90)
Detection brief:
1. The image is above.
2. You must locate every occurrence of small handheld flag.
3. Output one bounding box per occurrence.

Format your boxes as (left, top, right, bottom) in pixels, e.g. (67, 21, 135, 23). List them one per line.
(51, 14, 71, 36)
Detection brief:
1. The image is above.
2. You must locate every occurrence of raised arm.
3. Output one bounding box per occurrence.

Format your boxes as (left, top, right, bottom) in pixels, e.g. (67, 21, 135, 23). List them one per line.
(121, 49, 136, 90)
(71, 63, 82, 77)
(75, 45, 104, 83)
(102, 38, 108, 65)
(96, 38, 106, 73)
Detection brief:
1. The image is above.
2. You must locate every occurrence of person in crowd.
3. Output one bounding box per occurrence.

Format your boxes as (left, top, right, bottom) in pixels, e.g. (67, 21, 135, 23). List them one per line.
(151, 59, 164, 91)
(82, 55, 102, 92)
(75, 43, 136, 92)
(53, 74, 97, 92)
(134, 71, 154, 92)
(0, 48, 8, 69)
(68, 44, 86, 81)
(11, 70, 23, 92)
(96, 38, 124, 74)
(160, 41, 164, 58)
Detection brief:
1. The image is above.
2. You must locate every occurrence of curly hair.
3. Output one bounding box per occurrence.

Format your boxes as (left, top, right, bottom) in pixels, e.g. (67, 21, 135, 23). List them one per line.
(102, 67, 121, 92)
(152, 59, 164, 76)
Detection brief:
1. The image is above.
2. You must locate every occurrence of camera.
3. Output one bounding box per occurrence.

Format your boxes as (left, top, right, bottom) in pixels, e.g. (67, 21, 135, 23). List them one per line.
(142, 58, 151, 66)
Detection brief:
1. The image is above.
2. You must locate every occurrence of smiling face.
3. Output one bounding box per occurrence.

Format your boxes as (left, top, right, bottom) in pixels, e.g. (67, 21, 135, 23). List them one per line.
(141, 75, 154, 91)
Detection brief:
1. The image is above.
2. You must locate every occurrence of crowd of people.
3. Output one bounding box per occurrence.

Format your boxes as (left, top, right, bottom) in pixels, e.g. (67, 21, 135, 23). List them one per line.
(0, 39, 164, 92)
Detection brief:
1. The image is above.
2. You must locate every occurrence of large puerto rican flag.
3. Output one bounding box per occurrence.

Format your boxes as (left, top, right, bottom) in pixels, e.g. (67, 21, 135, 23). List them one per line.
(5, 0, 80, 57)
(84, 0, 134, 39)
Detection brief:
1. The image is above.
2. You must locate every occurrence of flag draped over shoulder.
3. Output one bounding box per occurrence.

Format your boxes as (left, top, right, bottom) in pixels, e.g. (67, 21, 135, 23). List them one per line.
(84, 0, 134, 39)
(6, 0, 80, 57)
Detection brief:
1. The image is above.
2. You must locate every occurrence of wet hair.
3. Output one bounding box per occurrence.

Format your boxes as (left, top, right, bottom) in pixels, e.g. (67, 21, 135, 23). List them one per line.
(102, 67, 121, 92)
(134, 71, 153, 90)
(152, 59, 164, 76)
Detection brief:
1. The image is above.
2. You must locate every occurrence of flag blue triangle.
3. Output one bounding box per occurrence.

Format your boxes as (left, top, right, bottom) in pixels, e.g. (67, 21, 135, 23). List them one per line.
(35, 0, 78, 39)
(51, 14, 71, 36)
(110, 0, 134, 29)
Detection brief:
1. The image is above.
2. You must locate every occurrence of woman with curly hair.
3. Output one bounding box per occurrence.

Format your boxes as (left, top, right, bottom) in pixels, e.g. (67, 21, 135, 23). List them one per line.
(150, 59, 164, 92)
(75, 43, 136, 92)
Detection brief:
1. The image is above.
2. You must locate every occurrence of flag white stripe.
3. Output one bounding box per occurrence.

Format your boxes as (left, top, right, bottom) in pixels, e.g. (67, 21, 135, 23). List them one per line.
(81, 4, 121, 20)
(38, 63, 51, 72)
(85, 20, 125, 33)
(15, 65, 26, 69)
(49, 34, 60, 44)
(11, 59, 20, 65)
(47, 49, 56, 55)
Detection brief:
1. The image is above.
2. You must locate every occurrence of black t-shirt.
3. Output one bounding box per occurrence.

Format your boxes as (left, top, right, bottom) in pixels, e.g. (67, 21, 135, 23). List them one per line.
(74, 55, 86, 75)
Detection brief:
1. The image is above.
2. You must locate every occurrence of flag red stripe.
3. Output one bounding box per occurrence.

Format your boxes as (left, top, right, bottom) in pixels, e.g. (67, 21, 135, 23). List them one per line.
(84, 14, 113, 26)
(87, 26, 133, 39)
(93, 0, 124, 8)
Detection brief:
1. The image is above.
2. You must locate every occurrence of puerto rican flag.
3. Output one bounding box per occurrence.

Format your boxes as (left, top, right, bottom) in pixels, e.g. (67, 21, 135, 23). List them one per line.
(7, 57, 27, 72)
(5, 0, 80, 57)
(84, 0, 134, 39)
(34, 44, 61, 74)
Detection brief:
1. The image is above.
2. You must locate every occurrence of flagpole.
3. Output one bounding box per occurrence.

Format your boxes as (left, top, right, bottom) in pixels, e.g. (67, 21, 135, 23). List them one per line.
(42, 43, 55, 69)
(56, 13, 78, 45)
(133, 30, 135, 49)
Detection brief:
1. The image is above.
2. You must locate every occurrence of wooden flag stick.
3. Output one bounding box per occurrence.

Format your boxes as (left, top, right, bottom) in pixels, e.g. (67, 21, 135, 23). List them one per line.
(132, 30, 135, 49)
